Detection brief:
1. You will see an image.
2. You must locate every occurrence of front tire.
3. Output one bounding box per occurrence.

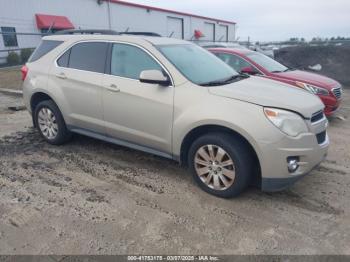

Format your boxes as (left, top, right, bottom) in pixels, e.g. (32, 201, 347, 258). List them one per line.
(34, 100, 71, 145)
(188, 132, 254, 198)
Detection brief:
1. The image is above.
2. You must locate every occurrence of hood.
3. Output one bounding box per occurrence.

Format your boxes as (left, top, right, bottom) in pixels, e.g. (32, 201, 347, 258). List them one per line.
(208, 76, 324, 118)
(272, 70, 339, 90)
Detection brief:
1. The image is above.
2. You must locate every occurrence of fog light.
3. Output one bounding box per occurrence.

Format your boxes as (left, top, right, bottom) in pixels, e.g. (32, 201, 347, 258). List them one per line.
(287, 157, 299, 173)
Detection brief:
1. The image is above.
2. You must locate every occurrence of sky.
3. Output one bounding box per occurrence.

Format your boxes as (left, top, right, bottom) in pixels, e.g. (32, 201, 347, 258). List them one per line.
(124, 0, 350, 42)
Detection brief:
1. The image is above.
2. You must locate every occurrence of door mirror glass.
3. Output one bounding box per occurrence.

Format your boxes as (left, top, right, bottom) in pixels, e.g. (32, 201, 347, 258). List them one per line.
(139, 70, 171, 86)
(241, 66, 257, 75)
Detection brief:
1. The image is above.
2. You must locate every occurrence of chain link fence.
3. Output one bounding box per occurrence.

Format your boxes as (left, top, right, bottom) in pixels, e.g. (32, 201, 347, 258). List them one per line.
(0, 31, 51, 66)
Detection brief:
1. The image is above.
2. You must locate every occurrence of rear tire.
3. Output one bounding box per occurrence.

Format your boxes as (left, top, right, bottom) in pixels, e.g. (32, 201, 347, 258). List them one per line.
(188, 132, 254, 198)
(34, 100, 71, 145)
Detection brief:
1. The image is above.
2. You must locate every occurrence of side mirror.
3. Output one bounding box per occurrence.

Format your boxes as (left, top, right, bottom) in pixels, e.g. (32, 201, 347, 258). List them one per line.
(139, 70, 171, 86)
(241, 66, 257, 75)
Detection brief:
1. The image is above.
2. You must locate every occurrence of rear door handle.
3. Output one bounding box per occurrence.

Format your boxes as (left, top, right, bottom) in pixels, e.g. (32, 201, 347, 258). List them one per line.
(106, 84, 120, 92)
(55, 72, 67, 79)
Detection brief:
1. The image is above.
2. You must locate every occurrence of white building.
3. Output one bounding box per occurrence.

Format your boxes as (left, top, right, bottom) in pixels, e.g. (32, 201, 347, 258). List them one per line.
(0, 0, 236, 64)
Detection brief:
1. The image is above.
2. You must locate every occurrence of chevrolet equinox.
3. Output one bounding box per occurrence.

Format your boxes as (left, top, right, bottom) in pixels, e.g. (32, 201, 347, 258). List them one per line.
(22, 32, 329, 197)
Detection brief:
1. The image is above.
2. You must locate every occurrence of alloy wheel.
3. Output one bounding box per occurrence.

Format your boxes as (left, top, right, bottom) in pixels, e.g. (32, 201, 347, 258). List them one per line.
(194, 144, 236, 190)
(38, 107, 58, 140)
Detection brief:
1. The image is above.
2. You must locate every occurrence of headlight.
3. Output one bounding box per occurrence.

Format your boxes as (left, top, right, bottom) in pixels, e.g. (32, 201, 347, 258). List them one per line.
(296, 82, 329, 96)
(264, 108, 309, 137)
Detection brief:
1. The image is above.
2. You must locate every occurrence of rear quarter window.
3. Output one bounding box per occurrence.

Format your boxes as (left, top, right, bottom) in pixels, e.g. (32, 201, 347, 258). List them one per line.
(57, 49, 70, 67)
(29, 40, 63, 62)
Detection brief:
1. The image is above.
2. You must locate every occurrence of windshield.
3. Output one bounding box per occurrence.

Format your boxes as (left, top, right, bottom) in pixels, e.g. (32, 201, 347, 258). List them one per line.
(158, 44, 238, 85)
(246, 52, 288, 73)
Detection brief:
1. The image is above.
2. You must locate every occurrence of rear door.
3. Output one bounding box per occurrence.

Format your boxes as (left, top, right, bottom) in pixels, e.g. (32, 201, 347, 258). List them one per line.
(167, 17, 184, 39)
(217, 25, 228, 42)
(50, 41, 108, 133)
(203, 22, 215, 41)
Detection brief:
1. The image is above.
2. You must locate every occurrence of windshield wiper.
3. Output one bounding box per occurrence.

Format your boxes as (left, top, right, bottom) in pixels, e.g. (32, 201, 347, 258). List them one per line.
(199, 74, 249, 87)
(283, 67, 296, 72)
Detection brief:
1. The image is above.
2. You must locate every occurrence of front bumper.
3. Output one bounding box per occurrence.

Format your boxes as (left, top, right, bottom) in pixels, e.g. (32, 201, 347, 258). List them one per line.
(259, 131, 329, 192)
(261, 162, 323, 192)
(262, 175, 306, 192)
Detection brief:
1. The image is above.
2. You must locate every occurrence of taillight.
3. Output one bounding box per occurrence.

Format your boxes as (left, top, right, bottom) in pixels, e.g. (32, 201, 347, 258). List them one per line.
(21, 65, 28, 81)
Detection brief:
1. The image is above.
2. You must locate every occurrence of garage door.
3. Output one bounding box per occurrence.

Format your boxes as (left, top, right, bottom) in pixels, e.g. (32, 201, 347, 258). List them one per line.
(203, 22, 215, 41)
(167, 17, 184, 39)
(217, 25, 228, 42)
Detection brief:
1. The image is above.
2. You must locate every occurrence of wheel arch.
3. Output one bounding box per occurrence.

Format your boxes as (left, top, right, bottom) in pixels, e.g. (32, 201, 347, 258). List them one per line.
(30, 91, 65, 127)
(179, 124, 262, 186)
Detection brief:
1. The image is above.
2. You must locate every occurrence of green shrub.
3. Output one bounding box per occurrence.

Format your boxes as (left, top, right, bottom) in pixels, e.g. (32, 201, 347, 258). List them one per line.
(7, 52, 20, 66)
(20, 48, 34, 63)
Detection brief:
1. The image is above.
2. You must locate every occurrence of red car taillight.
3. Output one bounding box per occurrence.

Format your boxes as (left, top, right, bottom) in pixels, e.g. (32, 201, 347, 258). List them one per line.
(21, 65, 28, 81)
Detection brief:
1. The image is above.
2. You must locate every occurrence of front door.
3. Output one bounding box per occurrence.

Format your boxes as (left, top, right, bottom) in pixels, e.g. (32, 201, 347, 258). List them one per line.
(102, 43, 174, 154)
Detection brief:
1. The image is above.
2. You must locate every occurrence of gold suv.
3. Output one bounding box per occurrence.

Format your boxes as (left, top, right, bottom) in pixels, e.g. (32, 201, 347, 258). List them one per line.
(22, 31, 329, 197)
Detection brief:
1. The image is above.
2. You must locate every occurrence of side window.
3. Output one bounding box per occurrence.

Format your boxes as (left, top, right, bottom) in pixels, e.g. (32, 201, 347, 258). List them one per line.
(29, 40, 63, 62)
(68, 42, 108, 73)
(215, 53, 232, 67)
(216, 53, 254, 73)
(110, 43, 162, 79)
(230, 55, 252, 72)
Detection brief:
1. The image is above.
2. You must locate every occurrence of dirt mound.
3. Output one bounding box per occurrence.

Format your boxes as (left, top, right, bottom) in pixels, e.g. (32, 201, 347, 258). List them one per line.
(274, 45, 350, 87)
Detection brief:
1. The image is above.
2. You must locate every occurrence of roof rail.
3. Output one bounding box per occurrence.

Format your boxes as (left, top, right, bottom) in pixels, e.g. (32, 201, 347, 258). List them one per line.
(54, 29, 119, 35)
(53, 29, 162, 37)
(120, 32, 162, 37)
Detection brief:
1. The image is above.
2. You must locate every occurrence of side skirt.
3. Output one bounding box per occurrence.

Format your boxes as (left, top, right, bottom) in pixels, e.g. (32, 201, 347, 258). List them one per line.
(67, 126, 174, 161)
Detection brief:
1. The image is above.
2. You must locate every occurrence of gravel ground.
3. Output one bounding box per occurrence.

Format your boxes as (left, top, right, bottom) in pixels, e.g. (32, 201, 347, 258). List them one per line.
(0, 91, 349, 255)
(0, 67, 22, 91)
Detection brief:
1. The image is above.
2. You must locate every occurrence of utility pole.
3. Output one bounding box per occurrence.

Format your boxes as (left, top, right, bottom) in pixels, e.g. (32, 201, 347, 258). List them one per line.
(107, 0, 112, 30)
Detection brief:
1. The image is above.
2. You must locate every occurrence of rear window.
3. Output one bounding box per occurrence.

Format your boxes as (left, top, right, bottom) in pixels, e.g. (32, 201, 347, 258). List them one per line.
(67, 42, 108, 73)
(29, 40, 63, 62)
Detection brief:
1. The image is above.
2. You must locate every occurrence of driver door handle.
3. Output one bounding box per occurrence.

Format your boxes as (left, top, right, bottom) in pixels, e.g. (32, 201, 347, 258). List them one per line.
(106, 84, 120, 92)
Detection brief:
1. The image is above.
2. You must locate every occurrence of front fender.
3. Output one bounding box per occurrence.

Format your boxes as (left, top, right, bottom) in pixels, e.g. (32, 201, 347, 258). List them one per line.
(172, 83, 285, 170)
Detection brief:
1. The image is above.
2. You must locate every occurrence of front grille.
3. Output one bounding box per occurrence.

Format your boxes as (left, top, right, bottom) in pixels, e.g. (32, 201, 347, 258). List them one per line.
(332, 86, 342, 100)
(316, 131, 327, 144)
(311, 111, 324, 123)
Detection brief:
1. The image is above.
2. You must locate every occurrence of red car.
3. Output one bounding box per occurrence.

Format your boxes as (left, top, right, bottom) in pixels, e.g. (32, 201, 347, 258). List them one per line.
(209, 48, 342, 116)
